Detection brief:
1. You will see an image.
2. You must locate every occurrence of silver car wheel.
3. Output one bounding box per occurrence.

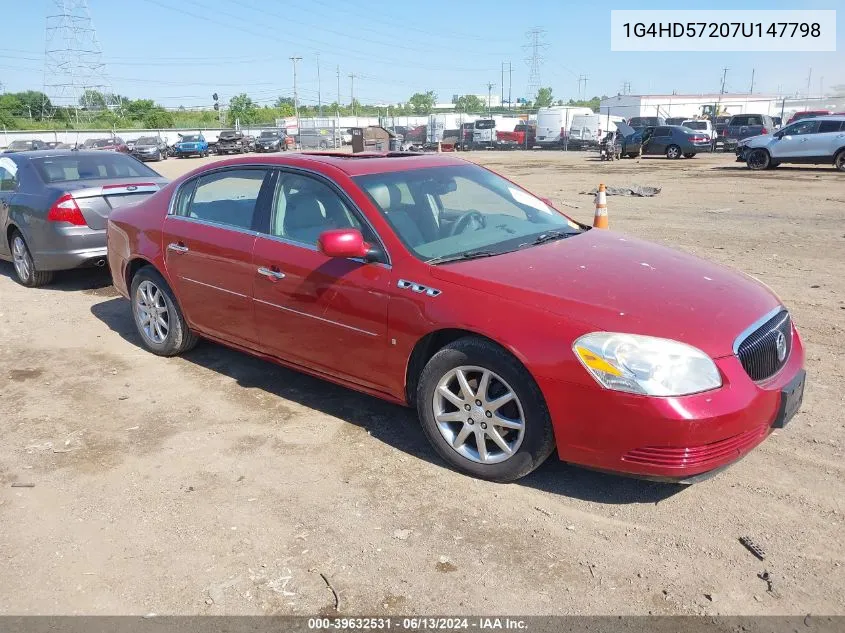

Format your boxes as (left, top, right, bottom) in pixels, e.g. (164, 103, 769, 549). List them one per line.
(135, 280, 170, 344)
(433, 365, 525, 464)
(12, 235, 31, 282)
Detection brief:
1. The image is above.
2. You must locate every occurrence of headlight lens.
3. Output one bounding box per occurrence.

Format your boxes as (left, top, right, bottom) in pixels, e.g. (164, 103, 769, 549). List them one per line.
(573, 333, 721, 396)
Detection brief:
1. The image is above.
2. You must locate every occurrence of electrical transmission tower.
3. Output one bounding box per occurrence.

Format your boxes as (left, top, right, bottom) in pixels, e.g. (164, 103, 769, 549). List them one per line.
(523, 28, 546, 101)
(43, 0, 110, 122)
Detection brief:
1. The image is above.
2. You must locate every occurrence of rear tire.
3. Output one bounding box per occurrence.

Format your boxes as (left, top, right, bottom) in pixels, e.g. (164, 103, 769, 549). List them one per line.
(747, 148, 771, 170)
(416, 337, 555, 482)
(666, 144, 681, 159)
(130, 267, 198, 357)
(9, 230, 53, 288)
(683, 152, 696, 158)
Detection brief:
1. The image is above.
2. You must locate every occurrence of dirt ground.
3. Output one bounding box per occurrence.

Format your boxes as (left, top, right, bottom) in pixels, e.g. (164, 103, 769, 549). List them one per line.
(1, 150, 843, 616)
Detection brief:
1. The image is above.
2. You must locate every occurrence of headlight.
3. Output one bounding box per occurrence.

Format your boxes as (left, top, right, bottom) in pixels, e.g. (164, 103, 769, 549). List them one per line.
(573, 332, 722, 396)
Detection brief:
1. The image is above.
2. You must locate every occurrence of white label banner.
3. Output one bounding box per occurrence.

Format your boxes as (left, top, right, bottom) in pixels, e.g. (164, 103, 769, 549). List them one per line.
(611, 10, 836, 51)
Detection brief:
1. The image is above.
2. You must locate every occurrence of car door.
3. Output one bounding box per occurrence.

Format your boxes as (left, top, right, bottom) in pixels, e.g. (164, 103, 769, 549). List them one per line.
(770, 120, 819, 160)
(161, 167, 273, 347)
(814, 119, 845, 159)
(645, 127, 671, 154)
(0, 159, 18, 259)
(251, 169, 392, 390)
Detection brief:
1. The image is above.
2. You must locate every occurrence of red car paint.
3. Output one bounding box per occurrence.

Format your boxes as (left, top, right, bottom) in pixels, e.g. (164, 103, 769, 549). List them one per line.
(107, 153, 804, 480)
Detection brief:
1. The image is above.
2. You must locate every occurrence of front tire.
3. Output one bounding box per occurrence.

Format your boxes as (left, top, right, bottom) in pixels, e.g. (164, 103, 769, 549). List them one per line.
(130, 267, 198, 356)
(747, 148, 771, 170)
(416, 337, 555, 482)
(835, 150, 845, 172)
(666, 144, 681, 159)
(10, 230, 53, 287)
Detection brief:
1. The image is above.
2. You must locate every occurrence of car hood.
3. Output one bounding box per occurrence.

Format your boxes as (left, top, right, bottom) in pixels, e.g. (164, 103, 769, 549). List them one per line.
(428, 229, 782, 358)
(740, 133, 775, 146)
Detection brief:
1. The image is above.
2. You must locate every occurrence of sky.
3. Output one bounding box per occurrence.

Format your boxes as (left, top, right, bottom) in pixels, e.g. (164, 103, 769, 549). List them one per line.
(0, 0, 842, 110)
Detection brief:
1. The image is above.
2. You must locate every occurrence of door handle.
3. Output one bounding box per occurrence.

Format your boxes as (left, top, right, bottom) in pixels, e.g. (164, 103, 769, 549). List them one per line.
(167, 242, 189, 253)
(257, 266, 285, 280)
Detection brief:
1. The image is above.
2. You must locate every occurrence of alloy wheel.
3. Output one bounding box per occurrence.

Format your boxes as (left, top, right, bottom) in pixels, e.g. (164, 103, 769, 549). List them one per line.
(666, 145, 680, 159)
(432, 365, 525, 464)
(135, 280, 170, 344)
(12, 235, 31, 282)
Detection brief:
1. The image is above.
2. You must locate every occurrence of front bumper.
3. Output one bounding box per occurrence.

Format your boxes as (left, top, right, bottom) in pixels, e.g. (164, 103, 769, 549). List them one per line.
(175, 146, 204, 155)
(540, 325, 805, 480)
(132, 151, 160, 161)
(254, 144, 281, 152)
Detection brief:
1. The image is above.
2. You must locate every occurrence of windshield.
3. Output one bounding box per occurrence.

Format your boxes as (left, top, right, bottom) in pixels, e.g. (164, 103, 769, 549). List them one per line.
(219, 132, 240, 140)
(181, 135, 201, 142)
(475, 120, 495, 129)
(354, 164, 582, 262)
(259, 132, 279, 139)
(32, 153, 159, 183)
(136, 137, 158, 145)
(91, 139, 116, 148)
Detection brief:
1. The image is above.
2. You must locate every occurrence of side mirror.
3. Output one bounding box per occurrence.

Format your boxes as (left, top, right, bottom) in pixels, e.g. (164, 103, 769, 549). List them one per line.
(318, 228, 374, 260)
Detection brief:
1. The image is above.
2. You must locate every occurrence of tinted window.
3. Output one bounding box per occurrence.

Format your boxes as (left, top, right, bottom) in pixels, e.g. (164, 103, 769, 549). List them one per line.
(181, 135, 203, 142)
(32, 154, 159, 183)
(8, 141, 35, 150)
(654, 127, 671, 136)
(818, 120, 844, 133)
(684, 121, 707, 130)
(136, 137, 158, 144)
(270, 172, 361, 246)
(183, 169, 267, 230)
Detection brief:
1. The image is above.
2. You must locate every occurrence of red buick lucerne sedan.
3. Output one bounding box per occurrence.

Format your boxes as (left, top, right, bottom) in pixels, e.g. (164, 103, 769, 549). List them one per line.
(106, 153, 805, 483)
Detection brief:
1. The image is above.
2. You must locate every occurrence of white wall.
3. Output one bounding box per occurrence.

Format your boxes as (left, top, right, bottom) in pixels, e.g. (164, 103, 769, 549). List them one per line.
(600, 95, 781, 119)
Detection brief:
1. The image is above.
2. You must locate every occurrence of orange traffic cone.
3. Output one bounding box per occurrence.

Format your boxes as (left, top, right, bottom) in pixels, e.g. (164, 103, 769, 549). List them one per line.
(593, 183, 608, 229)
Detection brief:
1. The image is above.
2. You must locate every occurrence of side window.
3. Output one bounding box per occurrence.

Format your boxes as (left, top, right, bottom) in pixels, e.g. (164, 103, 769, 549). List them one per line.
(173, 179, 196, 216)
(270, 172, 362, 246)
(0, 165, 17, 191)
(182, 169, 267, 230)
(654, 127, 671, 136)
(818, 120, 843, 134)
(789, 120, 819, 136)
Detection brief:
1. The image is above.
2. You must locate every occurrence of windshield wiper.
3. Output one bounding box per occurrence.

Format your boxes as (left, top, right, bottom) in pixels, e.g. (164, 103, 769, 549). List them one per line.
(521, 230, 573, 247)
(426, 250, 499, 265)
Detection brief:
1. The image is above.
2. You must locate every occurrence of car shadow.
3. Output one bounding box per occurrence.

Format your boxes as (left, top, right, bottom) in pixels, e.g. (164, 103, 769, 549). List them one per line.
(0, 260, 114, 292)
(90, 296, 684, 505)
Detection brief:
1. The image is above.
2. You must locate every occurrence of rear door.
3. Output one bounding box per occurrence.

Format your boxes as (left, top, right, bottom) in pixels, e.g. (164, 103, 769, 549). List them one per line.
(251, 169, 391, 389)
(162, 167, 272, 346)
(814, 119, 845, 159)
(645, 127, 672, 154)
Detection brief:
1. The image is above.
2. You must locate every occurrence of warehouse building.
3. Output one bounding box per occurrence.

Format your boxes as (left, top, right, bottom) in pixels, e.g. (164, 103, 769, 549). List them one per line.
(599, 93, 781, 120)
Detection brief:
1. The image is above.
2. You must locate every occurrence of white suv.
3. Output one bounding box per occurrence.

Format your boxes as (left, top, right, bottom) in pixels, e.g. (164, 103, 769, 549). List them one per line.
(737, 115, 845, 171)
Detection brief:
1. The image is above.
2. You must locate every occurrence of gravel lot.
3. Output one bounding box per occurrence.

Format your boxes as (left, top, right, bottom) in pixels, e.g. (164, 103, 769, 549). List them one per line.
(1, 150, 843, 616)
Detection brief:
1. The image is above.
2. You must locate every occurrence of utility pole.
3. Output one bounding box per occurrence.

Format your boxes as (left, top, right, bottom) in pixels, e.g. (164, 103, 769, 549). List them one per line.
(749, 68, 755, 94)
(501, 62, 505, 109)
(349, 73, 357, 117)
(316, 53, 322, 117)
(508, 63, 513, 110)
(805, 67, 812, 100)
(290, 56, 302, 147)
(336, 65, 340, 116)
(486, 82, 494, 117)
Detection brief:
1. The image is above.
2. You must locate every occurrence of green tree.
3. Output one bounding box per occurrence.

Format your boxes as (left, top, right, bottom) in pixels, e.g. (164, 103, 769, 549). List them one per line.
(566, 95, 606, 113)
(407, 91, 436, 115)
(454, 94, 485, 113)
(142, 108, 174, 128)
(79, 89, 106, 111)
(229, 93, 257, 124)
(534, 87, 554, 108)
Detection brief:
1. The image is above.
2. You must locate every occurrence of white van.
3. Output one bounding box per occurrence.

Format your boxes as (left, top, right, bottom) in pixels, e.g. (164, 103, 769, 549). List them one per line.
(536, 106, 593, 148)
(568, 114, 626, 149)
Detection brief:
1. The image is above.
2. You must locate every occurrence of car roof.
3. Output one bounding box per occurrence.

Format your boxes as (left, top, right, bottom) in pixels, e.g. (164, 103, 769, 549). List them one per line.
(5, 149, 131, 161)
(200, 152, 469, 177)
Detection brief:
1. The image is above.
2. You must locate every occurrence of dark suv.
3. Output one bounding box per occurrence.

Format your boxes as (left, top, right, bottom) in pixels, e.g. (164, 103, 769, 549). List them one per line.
(216, 130, 247, 155)
(722, 114, 775, 151)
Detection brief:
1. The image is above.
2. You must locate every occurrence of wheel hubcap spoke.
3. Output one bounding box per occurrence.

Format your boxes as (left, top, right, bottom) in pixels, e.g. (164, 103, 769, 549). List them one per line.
(135, 281, 170, 344)
(432, 365, 526, 465)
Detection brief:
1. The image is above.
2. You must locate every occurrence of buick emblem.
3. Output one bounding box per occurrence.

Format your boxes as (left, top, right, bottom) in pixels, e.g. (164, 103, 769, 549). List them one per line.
(775, 331, 787, 362)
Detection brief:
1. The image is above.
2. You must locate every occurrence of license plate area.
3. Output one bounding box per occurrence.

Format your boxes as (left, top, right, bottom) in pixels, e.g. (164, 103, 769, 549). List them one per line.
(772, 369, 805, 428)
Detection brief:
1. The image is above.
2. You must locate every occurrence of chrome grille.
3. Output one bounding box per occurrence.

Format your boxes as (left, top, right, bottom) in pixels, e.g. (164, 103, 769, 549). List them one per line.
(735, 310, 792, 381)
